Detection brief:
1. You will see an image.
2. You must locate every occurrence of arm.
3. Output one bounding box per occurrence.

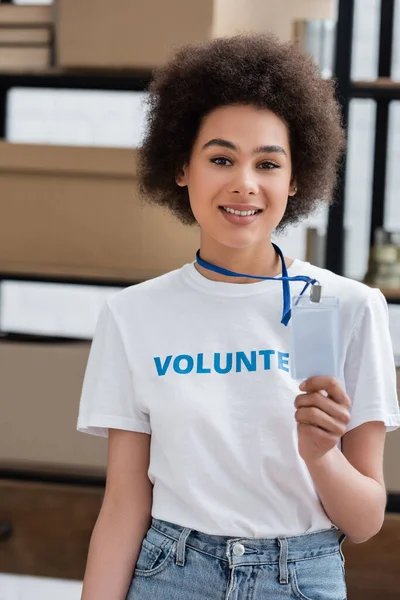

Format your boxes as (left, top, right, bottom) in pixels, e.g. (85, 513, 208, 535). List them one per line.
(295, 377, 387, 544)
(81, 429, 152, 600)
(305, 421, 387, 544)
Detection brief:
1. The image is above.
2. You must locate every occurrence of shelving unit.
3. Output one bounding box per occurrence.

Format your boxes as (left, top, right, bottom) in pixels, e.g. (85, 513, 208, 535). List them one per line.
(327, 0, 400, 305)
(0, 0, 398, 297)
(0, 8, 398, 280)
(0, 34, 153, 288)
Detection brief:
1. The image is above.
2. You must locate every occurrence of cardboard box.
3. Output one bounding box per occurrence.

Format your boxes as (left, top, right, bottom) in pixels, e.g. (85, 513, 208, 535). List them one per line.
(55, 0, 214, 70)
(0, 46, 51, 71)
(384, 369, 400, 493)
(384, 430, 400, 493)
(55, 0, 334, 70)
(0, 142, 200, 281)
(0, 27, 52, 45)
(0, 4, 53, 27)
(213, 0, 334, 42)
(0, 6, 53, 71)
(0, 340, 107, 474)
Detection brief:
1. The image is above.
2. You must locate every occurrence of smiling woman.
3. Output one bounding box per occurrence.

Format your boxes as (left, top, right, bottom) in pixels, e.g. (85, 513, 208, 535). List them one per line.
(77, 32, 400, 600)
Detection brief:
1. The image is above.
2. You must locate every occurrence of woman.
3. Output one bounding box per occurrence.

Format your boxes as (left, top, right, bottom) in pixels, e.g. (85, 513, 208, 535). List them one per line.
(77, 34, 400, 600)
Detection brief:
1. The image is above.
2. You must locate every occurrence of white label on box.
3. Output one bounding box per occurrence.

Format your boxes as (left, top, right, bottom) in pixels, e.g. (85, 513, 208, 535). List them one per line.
(0, 281, 123, 339)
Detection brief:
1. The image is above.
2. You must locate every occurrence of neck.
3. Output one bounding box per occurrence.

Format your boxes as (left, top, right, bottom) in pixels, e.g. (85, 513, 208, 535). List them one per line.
(195, 237, 291, 284)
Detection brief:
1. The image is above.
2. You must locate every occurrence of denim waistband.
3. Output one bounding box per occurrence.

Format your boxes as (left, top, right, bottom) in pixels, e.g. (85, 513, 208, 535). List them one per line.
(151, 518, 344, 567)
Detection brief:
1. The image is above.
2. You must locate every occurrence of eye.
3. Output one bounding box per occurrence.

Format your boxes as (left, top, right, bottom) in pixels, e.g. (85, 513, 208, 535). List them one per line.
(258, 161, 280, 170)
(210, 157, 232, 167)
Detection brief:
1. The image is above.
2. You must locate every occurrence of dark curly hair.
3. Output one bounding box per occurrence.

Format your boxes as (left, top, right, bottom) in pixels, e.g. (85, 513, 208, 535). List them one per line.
(138, 33, 346, 231)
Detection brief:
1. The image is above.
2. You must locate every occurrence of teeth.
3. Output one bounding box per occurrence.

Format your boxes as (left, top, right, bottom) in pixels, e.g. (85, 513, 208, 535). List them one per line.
(222, 207, 259, 216)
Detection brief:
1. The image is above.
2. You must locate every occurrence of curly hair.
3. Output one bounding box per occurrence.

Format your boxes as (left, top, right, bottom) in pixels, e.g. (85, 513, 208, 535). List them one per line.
(138, 33, 346, 231)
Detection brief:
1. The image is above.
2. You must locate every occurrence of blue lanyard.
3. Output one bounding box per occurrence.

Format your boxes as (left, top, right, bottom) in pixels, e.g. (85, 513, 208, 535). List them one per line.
(195, 243, 317, 326)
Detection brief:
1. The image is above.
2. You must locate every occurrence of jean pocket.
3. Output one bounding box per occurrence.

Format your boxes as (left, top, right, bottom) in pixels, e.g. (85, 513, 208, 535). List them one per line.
(290, 551, 347, 600)
(134, 526, 176, 577)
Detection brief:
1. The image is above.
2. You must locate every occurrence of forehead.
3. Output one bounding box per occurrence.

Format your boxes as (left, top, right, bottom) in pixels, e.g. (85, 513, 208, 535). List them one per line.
(195, 104, 290, 150)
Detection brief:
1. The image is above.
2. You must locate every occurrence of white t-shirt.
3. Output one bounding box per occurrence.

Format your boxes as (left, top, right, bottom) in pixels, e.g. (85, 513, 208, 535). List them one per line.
(77, 258, 400, 538)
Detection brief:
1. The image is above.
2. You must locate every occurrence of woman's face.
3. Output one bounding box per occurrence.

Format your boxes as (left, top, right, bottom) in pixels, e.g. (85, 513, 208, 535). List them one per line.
(177, 104, 296, 251)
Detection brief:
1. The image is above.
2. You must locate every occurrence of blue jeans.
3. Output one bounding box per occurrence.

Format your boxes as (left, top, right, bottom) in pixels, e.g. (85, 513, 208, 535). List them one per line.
(127, 518, 347, 599)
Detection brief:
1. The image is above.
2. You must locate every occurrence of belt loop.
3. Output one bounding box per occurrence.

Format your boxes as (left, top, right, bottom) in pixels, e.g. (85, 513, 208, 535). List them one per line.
(176, 527, 191, 566)
(277, 537, 289, 584)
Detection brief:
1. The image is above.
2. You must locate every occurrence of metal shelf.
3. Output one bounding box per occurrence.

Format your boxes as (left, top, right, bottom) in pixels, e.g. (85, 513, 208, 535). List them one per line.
(0, 270, 138, 287)
(351, 78, 400, 100)
(0, 67, 152, 91)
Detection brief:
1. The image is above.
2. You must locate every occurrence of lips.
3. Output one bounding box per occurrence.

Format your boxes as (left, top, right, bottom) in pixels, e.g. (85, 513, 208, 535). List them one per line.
(220, 204, 263, 212)
(219, 206, 262, 226)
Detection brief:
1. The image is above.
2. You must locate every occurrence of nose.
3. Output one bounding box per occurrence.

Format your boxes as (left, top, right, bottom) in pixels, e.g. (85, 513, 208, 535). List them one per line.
(228, 168, 259, 196)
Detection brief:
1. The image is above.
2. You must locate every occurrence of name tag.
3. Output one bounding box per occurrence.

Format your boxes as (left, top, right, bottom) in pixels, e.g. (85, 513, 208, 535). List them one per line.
(290, 294, 340, 380)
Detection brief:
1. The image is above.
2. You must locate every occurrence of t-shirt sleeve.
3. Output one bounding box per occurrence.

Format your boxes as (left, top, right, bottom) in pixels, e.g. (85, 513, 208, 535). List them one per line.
(77, 301, 151, 437)
(344, 289, 400, 433)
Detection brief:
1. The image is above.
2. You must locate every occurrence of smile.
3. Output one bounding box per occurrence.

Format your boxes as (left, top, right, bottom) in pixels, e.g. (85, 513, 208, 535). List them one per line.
(221, 206, 261, 216)
(219, 206, 263, 226)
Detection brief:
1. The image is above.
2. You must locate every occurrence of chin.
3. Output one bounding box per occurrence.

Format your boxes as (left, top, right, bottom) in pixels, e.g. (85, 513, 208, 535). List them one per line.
(213, 235, 266, 250)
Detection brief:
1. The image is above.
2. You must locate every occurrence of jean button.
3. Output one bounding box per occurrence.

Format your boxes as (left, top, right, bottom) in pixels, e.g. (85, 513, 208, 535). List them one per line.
(233, 542, 245, 556)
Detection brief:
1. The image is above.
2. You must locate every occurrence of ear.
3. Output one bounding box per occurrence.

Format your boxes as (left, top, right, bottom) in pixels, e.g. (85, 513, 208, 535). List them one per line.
(288, 178, 297, 197)
(176, 165, 188, 187)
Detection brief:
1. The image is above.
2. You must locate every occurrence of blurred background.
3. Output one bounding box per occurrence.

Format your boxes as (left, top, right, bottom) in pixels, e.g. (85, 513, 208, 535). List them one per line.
(0, 1, 399, 598)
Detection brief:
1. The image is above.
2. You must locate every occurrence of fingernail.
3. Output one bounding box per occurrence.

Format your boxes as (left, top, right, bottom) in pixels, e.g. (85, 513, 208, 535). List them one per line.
(299, 382, 306, 391)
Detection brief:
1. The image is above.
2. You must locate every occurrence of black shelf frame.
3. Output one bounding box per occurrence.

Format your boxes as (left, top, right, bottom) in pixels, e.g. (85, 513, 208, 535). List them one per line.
(351, 81, 400, 100)
(326, 0, 398, 276)
(325, 0, 355, 276)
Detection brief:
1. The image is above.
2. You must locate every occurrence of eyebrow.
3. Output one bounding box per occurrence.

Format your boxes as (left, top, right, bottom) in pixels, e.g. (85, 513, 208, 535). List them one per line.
(202, 138, 287, 157)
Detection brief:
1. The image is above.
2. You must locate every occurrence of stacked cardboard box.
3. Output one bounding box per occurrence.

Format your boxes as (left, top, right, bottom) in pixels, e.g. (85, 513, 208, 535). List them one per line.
(0, 4, 53, 71)
(54, 0, 334, 71)
(55, 0, 214, 70)
(0, 339, 106, 474)
(0, 140, 199, 476)
(0, 141, 200, 281)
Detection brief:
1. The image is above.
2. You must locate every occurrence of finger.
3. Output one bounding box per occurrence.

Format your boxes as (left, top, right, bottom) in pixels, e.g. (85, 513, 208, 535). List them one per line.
(295, 406, 348, 436)
(297, 422, 338, 444)
(300, 377, 351, 409)
(295, 392, 351, 425)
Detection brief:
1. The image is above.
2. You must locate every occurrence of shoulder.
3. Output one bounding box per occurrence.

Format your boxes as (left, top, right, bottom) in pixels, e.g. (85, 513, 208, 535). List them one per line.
(293, 260, 388, 335)
(295, 260, 385, 308)
(105, 264, 189, 318)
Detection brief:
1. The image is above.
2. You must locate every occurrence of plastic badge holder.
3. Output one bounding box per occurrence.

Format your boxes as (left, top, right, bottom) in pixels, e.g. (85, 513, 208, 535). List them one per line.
(290, 295, 340, 381)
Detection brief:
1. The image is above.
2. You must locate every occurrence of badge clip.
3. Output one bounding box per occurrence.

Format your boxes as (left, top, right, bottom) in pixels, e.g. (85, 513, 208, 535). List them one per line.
(310, 283, 322, 303)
